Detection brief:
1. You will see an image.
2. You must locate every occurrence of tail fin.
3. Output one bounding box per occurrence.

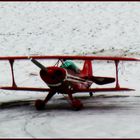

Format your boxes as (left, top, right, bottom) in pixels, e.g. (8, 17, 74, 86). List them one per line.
(80, 60, 115, 85)
(80, 60, 93, 77)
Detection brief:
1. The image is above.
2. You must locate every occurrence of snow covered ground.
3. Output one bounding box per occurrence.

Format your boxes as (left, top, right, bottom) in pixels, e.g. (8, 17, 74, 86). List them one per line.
(0, 1, 140, 138)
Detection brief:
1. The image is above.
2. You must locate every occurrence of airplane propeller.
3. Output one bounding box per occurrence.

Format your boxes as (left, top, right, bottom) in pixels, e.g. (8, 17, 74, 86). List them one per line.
(29, 57, 46, 70)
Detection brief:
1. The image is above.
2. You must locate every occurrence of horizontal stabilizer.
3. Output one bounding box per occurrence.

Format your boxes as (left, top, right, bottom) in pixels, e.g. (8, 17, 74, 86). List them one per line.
(93, 76, 115, 85)
(83, 76, 115, 85)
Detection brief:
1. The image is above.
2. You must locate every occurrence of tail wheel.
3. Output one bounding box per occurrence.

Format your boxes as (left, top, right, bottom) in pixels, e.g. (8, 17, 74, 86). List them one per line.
(89, 92, 93, 97)
(72, 99, 83, 111)
(35, 99, 45, 110)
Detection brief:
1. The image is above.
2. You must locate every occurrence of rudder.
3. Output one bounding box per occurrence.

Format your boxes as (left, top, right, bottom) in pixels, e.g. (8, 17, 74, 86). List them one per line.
(80, 60, 93, 77)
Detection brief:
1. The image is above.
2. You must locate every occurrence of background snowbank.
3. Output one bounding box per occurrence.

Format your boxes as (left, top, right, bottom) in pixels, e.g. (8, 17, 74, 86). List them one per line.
(0, 2, 140, 56)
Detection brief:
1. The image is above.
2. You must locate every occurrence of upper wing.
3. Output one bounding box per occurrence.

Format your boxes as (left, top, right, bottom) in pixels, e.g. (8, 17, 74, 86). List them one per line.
(0, 55, 140, 61)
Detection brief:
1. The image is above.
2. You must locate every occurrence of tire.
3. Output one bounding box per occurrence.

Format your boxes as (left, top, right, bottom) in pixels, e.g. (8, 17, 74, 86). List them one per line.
(35, 99, 45, 110)
(72, 99, 83, 111)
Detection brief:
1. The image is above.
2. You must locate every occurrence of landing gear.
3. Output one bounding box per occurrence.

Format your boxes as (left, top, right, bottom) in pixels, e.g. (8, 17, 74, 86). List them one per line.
(89, 92, 93, 97)
(67, 90, 83, 110)
(34, 88, 83, 111)
(72, 99, 83, 110)
(35, 90, 56, 110)
(35, 99, 45, 110)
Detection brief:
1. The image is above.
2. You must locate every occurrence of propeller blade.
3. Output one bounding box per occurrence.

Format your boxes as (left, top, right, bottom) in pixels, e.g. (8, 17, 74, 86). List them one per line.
(29, 57, 46, 70)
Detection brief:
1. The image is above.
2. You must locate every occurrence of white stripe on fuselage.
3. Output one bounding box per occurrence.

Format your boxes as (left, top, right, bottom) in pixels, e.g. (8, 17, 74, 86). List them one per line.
(66, 74, 93, 84)
(47, 69, 93, 87)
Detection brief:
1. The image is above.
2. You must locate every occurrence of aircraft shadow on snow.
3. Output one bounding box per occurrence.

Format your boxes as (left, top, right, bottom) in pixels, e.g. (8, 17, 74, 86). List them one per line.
(0, 94, 137, 111)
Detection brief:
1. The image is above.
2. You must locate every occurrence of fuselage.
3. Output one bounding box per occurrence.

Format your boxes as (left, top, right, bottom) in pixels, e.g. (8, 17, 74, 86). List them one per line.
(40, 66, 93, 94)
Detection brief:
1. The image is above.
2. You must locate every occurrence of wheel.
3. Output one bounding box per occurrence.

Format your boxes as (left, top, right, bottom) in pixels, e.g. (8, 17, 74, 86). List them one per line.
(72, 99, 83, 111)
(89, 92, 93, 97)
(35, 99, 45, 110)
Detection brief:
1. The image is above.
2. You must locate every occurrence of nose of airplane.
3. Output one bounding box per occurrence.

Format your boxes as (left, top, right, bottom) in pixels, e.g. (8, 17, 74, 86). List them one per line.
(40, 66, 66, 87)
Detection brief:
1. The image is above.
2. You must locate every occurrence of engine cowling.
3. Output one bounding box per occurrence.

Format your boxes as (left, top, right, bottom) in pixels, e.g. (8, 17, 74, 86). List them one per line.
(40, 66, 67, 87)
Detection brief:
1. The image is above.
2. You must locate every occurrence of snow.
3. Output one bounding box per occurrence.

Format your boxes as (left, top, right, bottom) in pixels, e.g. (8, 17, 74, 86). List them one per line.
(0, 1, 140, 138)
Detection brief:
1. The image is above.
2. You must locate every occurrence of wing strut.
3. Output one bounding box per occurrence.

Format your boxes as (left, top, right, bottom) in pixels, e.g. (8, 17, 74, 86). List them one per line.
(9, 59, 17, 87)
(115, 60, 120, 89)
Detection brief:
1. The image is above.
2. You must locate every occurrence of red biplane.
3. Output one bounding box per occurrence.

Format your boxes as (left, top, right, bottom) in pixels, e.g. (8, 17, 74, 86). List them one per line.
(0, 55, 139, 110)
